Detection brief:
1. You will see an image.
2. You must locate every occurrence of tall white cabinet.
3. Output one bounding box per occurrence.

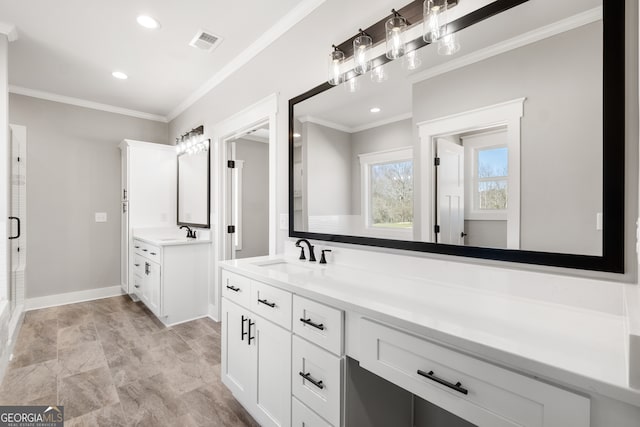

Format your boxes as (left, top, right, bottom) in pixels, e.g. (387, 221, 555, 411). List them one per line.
(119, 140, 176, 294)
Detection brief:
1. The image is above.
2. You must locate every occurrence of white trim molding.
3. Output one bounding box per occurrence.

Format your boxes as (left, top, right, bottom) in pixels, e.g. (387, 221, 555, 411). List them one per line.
(0, 22, 18, 42)
(9, 85, 168, 123)
(24, 285, 124, 311)
(418, 98, 525, 250)
(299, 113, 412, 134)
(209, 93, 278, 321)
(167, 0, 326, 121)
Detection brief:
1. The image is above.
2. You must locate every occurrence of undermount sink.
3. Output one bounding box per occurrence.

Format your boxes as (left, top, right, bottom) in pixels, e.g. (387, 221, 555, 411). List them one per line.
(253, 259, 316, 275)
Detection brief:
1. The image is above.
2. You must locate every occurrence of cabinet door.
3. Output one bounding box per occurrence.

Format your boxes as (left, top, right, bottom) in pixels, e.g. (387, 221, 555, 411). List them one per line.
(146, 261, 162, 317)
(222, 298, 256, 406)
(254, 316, 291, 427)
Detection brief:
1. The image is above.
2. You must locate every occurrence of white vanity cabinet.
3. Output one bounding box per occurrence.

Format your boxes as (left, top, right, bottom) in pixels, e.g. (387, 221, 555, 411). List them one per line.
(221, 270, 292, 427)
(120, 139, 176, 294)
(132, 237, 208, 325)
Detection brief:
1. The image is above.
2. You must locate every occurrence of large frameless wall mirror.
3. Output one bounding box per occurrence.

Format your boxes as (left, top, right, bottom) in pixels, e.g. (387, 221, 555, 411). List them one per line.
(289, 0, 624, 272)
(177, 129, 211, 228)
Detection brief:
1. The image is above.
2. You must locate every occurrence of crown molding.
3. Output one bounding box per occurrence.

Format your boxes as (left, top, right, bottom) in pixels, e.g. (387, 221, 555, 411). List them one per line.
(299, 113, 412, 134)
(410, 6, 603, 85)
(166, 0, 326, 122)
(0, 22, 18, 42)
(8, 85, 168, 123)
(350, 112, 413, 133)
(298, 115, 352, 133)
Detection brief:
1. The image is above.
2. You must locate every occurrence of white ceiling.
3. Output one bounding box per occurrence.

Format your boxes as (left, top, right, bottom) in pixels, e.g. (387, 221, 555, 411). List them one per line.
(0, 0, 315, 121)
(294, 0, 601, 133)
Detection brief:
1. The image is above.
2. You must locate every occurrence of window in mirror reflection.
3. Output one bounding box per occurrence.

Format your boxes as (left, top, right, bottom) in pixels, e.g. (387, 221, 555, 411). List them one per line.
(477, 147, 508, 211)
(370, 160, 413, 229)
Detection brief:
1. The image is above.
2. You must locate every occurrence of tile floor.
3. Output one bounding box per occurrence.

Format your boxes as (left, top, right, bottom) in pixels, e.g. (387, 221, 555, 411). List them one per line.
(0, 295, 259, 426)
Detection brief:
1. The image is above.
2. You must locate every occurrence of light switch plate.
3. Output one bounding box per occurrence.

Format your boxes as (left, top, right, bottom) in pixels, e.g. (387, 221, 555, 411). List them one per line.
(596, 212, 603, 231)
(95, 212, 107, 222)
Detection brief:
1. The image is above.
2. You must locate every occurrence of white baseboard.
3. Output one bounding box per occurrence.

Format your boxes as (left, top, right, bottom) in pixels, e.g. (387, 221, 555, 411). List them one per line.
(208, 304, 220, 322)
(25, 286, 124, 311)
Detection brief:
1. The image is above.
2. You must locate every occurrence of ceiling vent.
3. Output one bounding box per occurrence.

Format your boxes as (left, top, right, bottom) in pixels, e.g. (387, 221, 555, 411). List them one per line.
(189, 30, 222, 52)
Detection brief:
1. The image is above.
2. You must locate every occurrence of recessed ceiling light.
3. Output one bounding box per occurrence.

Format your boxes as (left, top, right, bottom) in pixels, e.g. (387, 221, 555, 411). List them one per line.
(137, 15, 160, 29)
(370, 107, 381, 113)
(112, 71, 128, 80)
(293, 133, 301, 138)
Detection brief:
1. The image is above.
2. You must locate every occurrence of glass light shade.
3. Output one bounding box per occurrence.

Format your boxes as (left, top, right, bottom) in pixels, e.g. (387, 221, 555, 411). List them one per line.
(438, 32, 460, 55)
(402, 49, 422, 70)
(423, 0, 446, 43)
(353, 34, 373, 75)
(386, 16, 407, 60)
(328, 48, 345, 85)
(371, 64, 388, 83)
(345, 75, 361, 93)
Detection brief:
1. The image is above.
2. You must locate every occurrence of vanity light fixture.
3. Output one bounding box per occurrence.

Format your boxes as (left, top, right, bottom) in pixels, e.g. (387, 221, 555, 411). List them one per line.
(176, 125, 207, 155)
(385, 9, 407, 60)
(136, 15, 160, 29)
(353, 29, 373, 75)
(438, 32, 460, 55)
(328, 45, 345, 86)
(423, 0, 446, 43)
(112, 71, 128, 80)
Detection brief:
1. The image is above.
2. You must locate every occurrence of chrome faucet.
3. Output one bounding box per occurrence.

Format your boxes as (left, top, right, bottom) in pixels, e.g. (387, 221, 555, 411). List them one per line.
(295, 239, 316, 262)
(180, 225, 196, 239)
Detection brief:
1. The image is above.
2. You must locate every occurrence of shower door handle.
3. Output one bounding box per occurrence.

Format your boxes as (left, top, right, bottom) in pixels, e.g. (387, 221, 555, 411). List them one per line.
(8, 217, 20, 240)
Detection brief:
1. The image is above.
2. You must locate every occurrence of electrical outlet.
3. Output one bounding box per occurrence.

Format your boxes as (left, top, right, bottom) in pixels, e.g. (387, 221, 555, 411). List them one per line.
(280, 214, 289, 230)
(95, 212, 107, 222)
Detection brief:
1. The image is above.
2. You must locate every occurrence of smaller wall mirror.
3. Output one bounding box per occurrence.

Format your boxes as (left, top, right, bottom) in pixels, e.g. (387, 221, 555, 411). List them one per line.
(178, 142, 211, 228)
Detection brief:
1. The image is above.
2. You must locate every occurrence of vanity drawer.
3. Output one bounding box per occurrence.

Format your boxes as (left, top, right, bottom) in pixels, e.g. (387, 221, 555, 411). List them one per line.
(221, 270, 251, 308)
(132, 255, 144, 278)
(250, 281, 292, 330)
(293, 295, 343, 356)
(292, 335, 342, 427)
(292, 396, 332, 427)
(359, 319, 589, 427)
(133, 240, 160, 261)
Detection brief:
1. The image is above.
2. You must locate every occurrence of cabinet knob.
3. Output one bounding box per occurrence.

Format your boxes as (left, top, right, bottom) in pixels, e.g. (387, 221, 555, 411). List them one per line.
(134, 285, 140, 289)
(150, 252, 156, 255)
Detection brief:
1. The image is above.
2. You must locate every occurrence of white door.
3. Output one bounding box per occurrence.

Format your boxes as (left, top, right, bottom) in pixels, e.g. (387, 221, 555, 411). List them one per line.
(8, 125, 26, 315)
(436, 139, 465, 245)
(255, 316, 291, 427)
(221, 298, 256, 406)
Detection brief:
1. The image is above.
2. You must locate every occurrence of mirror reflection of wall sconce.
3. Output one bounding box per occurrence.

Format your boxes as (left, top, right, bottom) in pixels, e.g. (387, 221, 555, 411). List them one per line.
(176, 125, 209, 155)
(326, 0, 460, 90)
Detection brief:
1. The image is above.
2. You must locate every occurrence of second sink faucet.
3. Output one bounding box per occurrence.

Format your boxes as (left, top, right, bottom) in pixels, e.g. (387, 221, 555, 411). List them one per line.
(295, 239, 316, 262)
(180, 225, 196, 239)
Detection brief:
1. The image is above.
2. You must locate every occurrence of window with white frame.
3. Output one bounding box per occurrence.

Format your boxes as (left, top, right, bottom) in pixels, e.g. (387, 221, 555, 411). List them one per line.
(359, 147, 413, 230)
(463, 128, 508, 220)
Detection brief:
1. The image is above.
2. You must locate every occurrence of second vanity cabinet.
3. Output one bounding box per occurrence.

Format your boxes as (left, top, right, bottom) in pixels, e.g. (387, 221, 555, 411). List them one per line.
(132, 237, 209, 325)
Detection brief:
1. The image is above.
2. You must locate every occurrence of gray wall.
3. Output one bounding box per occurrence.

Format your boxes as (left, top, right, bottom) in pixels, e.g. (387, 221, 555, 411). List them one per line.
(9, 94, 168, 299)
(413, 23, 603, 256)
(350, 119, 413, 216)
(465, 220, 507, 248)
(304, 121, 352, 216)
(235, 138, 269, 259)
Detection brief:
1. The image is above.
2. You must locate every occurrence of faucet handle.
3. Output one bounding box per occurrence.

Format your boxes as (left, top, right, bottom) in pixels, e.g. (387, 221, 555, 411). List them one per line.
(319, 249, 332, 264)
(299, 247, 306, 260)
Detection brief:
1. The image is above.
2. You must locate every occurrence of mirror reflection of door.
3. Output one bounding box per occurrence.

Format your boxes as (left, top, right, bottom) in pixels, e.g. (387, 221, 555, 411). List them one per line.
(435, 138, 464, 245)
(226, 123, 270, 260)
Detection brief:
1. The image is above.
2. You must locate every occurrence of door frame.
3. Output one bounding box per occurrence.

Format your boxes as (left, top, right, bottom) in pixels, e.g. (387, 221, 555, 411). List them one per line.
(418, 98, 524, 249)
(210, 93, 278, 320)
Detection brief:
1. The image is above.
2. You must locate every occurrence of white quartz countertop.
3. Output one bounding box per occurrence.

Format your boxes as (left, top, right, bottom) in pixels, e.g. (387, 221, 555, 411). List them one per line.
(220, 255, 640, 407)
(133, 235, 211, 247)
